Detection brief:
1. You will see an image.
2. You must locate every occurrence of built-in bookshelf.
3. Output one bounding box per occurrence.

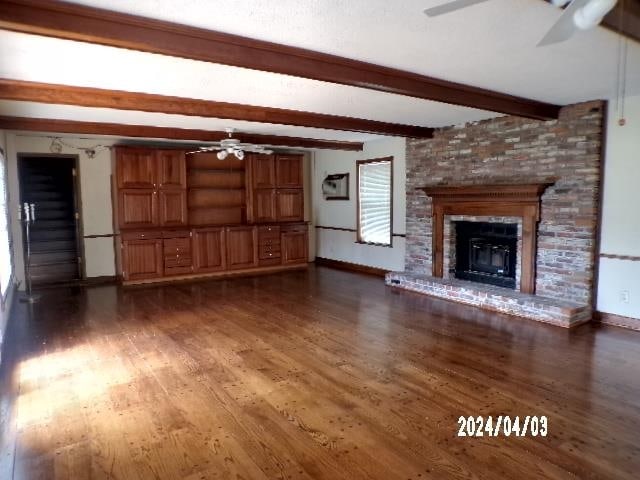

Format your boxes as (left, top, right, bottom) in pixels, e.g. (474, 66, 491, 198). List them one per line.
(186, 153, 246, 225)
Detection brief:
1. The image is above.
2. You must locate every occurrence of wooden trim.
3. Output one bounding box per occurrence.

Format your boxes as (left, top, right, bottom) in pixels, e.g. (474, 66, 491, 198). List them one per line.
(79, 275, 117, 286)
(315, 225, 356, 233)
(315, 257, 388, 277)
(599, 253, 640, 262)
(592, 101, 608, 309)
(0, 0, 561, 120)
(356, 157, 393, 247)
(123, 262, 307, 286)
(0, 79, 433, 138)
(421, 182, 554, 295)
(83, 233, 115, 239)
(0, 116, 364, 151)
(595, 311, 640, 332)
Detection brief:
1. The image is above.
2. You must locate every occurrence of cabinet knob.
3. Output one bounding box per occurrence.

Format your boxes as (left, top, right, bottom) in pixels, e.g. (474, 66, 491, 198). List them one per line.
(141, 234, 145, 238)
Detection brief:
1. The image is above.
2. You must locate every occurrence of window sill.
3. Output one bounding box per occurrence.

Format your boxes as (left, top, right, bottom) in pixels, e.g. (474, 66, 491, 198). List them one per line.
(355, 240, 393, 248)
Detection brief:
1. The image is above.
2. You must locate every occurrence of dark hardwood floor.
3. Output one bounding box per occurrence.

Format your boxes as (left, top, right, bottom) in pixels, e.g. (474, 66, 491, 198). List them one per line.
(2, 265, 640, 479)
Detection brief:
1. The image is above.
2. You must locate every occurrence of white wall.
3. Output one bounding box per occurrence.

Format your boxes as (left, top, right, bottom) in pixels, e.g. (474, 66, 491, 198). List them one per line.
(312, 137, 406, 271)
(5, 133, 116, 289)
(597, 96, 640, 320)
(0, 129, 15, 362)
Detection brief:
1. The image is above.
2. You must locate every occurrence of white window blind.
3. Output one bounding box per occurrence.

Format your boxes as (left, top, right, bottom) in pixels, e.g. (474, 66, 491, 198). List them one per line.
(358, 159, 392, 246)
(0, 148, 11, 298)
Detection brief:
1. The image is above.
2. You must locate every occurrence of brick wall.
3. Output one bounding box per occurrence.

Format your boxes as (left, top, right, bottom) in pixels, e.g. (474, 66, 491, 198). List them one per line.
(405, 101, 604, 305)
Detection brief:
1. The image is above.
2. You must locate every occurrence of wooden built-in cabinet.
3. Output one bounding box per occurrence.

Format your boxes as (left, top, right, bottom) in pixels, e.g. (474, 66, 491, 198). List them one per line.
(115, 146, 307, 285)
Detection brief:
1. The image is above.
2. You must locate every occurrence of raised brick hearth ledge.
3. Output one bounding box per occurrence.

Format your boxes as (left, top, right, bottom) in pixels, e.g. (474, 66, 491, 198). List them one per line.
(386, 272, 592, 328)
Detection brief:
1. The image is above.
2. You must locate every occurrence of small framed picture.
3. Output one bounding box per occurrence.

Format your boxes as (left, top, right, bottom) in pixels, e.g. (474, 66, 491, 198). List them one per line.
(322, 173, 349, 200)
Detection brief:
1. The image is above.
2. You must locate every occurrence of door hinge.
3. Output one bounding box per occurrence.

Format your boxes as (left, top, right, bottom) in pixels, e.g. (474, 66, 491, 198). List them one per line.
(74, 212, 80, 220)
(72, 168, 77, 177)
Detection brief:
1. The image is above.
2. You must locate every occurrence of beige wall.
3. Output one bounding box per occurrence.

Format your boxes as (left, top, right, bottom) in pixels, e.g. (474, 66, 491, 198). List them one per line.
(312, 137, 406, 270)
(5, 133, 116, 289)
(0, 129, 16, 362)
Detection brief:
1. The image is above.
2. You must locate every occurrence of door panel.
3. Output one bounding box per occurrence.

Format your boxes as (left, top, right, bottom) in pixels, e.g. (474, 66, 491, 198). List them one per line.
(157, 150, 186, 188)
(117, 149, 156, 189)
(193, 228, 226, 272)
(253, 189, 277, 223)
(122, 239, 162, 281)
(118, 189, 157, 229)
(226, 227, 257, 270)
(275, 155, 303, 188)
(281, 230, 308, 265)
(158, 190, 187, 226)
(252, 155, 276, 189)
(276, 189, 304, 222)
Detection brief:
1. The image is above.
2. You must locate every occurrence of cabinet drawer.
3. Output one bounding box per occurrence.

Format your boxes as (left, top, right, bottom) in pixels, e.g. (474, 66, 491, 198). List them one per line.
(164, 254, 192, 268)
(258, 225, 280, 240)
(163, 237, 192, 254)
(259, 244, 281, 260)
(162, 230, 191, 239)
(121, 231, 162, 241)
(164, 265, 193, 276)
(281, 223, 307, 233)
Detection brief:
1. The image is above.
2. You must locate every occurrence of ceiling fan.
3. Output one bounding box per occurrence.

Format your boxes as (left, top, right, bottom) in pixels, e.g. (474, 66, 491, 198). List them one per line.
(423, 0, 618, 46)
(187, 128, 274, 160)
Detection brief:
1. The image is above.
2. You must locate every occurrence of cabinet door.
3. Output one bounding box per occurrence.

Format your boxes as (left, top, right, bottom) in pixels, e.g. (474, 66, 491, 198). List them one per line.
(117, 148, 156, 189)
(158, 190, 187, 226)
(281, 230, 308, 265)
(253, 189, 277, 223)
(275, 154, 303, 188)
(193, 228, 226, 273)
(252, 155, 276, 189)
(118, 189, 157, 229)
(276, 189, 304, 222)
(226, 226, 257, 270)
(157, 150, 186, 189)
(122, 239, 163, 281)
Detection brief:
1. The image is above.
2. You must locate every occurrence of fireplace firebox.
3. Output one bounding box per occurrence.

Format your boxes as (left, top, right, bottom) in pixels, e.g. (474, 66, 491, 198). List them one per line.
(454, 221, 517, 289)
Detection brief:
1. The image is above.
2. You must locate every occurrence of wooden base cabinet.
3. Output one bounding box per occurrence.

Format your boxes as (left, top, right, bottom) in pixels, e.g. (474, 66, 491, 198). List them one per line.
(193, 228, 226, 273)
(226, 226, 258, 270)
(121, 237, 163, 281)
(281, 225, 308, 265)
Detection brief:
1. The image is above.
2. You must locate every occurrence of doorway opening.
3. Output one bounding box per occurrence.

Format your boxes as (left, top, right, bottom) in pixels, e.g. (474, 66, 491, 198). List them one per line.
(18, 155, 83, 286)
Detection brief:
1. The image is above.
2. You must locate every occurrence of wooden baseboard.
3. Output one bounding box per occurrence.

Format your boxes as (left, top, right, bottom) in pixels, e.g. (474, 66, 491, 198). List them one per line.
(81, 275, 118, 286)
(314, 257, 389, 277)
(123, 263, 308, 286)
(594, 311, 640, 331)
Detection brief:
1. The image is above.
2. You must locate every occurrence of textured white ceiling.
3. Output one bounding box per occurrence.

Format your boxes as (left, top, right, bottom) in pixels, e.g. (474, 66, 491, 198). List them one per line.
(1, 0, 638, 143)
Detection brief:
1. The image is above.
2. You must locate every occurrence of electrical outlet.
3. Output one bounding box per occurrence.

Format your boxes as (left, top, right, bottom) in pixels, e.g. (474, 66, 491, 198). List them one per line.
(620, 290, 630, 304)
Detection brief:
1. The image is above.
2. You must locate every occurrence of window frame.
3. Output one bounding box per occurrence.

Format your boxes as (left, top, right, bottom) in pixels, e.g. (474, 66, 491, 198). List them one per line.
(356, 156, 393, 248)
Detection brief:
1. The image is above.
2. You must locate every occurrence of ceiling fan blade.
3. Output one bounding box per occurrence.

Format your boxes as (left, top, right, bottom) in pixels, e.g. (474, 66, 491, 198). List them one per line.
(423, 0, 490, 17)
(537, 0, 591, 47)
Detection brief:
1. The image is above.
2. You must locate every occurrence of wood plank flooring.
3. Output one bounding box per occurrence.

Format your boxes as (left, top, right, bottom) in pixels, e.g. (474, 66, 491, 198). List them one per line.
(3, 265, 640, 479)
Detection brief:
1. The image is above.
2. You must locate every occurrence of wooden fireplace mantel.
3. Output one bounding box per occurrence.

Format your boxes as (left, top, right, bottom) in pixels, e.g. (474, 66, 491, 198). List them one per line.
(420, 182, 554, 294)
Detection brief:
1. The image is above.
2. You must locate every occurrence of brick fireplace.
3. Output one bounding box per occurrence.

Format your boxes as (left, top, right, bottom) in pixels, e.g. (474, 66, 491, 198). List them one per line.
(387, 101, 604, 327)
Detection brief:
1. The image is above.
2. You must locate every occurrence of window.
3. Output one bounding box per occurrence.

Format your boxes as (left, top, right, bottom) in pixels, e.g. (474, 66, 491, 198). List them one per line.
(357, 157, 393, 246)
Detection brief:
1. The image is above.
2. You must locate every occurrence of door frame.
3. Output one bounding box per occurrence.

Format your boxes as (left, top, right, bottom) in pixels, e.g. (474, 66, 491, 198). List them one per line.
(17, 153, 86, 283)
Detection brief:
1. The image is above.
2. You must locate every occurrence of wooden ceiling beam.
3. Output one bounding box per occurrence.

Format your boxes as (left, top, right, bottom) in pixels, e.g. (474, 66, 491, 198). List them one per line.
(0, 116, 365, 151)
(0, 79, 433, 138)
(0, 0, 561, 120)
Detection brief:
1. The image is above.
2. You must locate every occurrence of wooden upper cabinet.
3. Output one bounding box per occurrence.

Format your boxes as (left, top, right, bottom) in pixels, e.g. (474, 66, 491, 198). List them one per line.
(117, 148, 157, 189)
(226, 226, 257, 270)
(157, 150, 186, 189)
(276, 189, 304, 222)
(252, 155, 276, 189)
(253, 189, 277, 223)
(158, 190, 187, 227)
(193, 228, 226, 273)
(276, 154, 303, 188)
(118, 189, 157, 229)
(121, 238, 163, 281)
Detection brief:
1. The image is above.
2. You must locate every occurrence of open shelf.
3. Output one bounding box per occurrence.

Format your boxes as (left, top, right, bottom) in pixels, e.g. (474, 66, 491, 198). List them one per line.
(186, 154, 245, 171)
(189, 206, 246, 225)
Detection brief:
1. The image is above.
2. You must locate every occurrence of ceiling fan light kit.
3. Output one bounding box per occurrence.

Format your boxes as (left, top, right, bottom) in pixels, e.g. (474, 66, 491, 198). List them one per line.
(573, 0, 617, 30)
(188, 127, 273, 159)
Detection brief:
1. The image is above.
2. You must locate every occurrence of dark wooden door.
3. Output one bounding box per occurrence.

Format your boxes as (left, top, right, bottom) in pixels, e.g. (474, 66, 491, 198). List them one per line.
(253, 189, 277, 223)
(225, 226, 257, 270)
(276, 189, 304, 222)
(118, 189, 157, 229)
(158, 190, 187, 226)
(275, 155, 303, 188)
(117, 148, 156, 189)
(193, 228, 226, 272)
(281, 229, 308, 265)
(122, 239, 163, 281)
(252, 155, 276, 189)
(157, 150, 186, 189)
